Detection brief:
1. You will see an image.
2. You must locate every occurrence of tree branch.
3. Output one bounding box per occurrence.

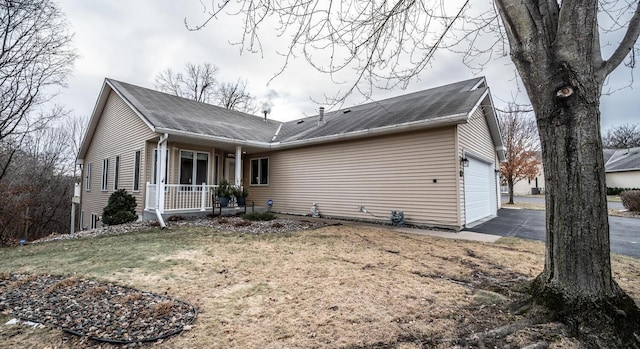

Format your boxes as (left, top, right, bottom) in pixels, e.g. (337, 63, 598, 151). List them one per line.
(602, 1, 640, 77)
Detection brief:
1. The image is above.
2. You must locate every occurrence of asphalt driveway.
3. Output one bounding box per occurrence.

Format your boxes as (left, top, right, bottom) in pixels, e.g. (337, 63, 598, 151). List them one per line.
(465, 208, 640, 257)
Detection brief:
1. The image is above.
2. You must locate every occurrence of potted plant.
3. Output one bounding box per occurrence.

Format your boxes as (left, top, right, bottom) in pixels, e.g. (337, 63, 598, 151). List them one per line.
(216, 179, 232, 207)
(233, 186, 249, 206)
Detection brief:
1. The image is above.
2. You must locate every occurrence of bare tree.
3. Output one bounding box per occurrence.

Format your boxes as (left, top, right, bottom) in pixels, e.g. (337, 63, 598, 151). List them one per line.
(216, 78, 256, 113)
(0, 0, 77, 182)
(499, 104, 540, 204)
(155, 62, 218, 103)
(189, 0, 640, 345)
(603, 123, 640, 148)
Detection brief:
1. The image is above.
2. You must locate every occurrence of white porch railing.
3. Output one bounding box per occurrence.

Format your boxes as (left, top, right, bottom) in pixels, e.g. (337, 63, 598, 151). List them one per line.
(146, 183, 218, 212)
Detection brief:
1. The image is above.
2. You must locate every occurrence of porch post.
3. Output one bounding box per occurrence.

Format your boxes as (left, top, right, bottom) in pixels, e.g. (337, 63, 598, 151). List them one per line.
(235, 145, 242, 187)
(200, 183, 207, 211)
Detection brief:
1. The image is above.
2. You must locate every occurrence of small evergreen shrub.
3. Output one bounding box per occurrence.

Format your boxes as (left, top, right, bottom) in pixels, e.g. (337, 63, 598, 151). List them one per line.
(621, 190, 640, 212)
(243, 212, 277, 221)
(102, 189, 137, 225)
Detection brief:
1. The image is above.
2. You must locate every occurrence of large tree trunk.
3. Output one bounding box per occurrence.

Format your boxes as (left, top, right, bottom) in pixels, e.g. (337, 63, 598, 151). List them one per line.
(495, 1, 640, 345)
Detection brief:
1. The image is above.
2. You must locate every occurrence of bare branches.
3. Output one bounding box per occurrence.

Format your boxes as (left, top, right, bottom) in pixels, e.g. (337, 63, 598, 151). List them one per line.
(602, 123, 640, 148)
(216, 78, 257, 113)
(154, 62, 219, 103)
(188, 0, 475, 102)
(0, 0, 76, 183)
(602, 1, 640, 76)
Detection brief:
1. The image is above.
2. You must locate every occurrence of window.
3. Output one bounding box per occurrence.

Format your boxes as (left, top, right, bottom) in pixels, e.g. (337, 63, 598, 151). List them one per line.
(90, 213, 98, 229)
(114, 156, 120, 190)
(85, 163, 92, 191)
(214, 154, 219, 184)
(101, 159, 109, 191)
(250, 157, 269, 185)
(152, 149, 169, 184)
(133, 150, 141, 191)
(179, 151, 210, 186)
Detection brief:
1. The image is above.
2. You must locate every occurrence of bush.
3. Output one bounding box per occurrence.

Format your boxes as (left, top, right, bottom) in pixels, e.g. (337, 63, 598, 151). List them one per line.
(102, 189, 137, 225)
(243, 212, 277, 221)
(607, 187, 640, 196)
(621, 190, 640, 212)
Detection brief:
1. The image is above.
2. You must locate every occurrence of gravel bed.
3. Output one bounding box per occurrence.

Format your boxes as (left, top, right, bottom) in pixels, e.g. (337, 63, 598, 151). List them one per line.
(0, 273, 197, 344)
(34, 215, 328, 244)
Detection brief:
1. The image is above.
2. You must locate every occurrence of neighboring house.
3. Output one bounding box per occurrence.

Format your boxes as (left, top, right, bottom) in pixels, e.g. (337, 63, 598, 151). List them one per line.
(510, 152, 545, 195)
(77, 77, 506, 231)
(604, 147, 640, 188)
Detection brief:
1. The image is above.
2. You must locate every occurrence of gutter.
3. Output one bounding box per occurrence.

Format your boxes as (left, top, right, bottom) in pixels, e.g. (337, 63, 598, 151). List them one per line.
(155, 133, 168, 228)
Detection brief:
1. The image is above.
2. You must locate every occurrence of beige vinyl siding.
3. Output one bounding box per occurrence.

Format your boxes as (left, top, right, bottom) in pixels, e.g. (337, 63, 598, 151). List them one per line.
(246, 127, 460, 228)
(606, 171, 640, 188)
(81, 91, 155, 224)
(457, 106, 499, 225)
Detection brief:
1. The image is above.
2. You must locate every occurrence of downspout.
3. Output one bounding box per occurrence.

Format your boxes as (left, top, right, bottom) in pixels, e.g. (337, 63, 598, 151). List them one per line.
(155, 133, 168, 228)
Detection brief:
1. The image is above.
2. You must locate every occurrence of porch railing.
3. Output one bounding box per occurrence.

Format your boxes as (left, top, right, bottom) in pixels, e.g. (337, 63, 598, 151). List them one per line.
(146, 183, 218, 212)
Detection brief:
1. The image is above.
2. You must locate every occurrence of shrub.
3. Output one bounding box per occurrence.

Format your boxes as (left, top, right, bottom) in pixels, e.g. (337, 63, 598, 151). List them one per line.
(102, 189, 137, 225)
(621, 190, 640, 212)
(243, 212, 277, 221)
(607, 187, 640, 196)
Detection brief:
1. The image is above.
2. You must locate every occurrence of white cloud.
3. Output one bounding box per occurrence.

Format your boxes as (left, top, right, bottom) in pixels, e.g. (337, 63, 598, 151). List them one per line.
(55, 0, 638, 128)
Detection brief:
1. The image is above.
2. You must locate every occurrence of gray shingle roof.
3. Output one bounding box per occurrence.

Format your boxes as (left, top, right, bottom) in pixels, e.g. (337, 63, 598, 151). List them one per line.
(605, 147, 640, 172)
(105, 77, 492, 147)
(108, 79, 281, 143)
(276, 78, 487, 142)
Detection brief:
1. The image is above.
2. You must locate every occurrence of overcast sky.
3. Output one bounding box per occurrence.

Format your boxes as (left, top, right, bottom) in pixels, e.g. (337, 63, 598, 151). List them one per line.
(55, 0, 638, 130)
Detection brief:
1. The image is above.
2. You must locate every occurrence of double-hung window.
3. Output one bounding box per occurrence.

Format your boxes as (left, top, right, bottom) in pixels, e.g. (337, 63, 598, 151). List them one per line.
(85, 163, 92, 191)
(133, 150, 141, 191)
(113, 156, 120, 190)
(250, 157, 269, 185)
(101, 158, 109, 191)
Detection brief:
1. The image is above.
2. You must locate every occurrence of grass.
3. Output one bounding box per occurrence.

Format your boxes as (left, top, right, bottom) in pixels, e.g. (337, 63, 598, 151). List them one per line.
(1, 224, 639, 348)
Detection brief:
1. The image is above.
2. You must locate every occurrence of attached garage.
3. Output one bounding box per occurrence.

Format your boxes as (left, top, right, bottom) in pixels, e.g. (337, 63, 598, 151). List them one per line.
(464, 155, 497, 225)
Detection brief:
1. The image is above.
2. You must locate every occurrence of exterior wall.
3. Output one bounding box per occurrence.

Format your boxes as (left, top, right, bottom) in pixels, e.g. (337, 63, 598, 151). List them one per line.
(145, 142, 220, 187)
(246, 127, 460, 228)
(457, 107, 499, 225)
(606, 171, 640, 189)
(511, 163, 545, 195)
(80, 90, 156, 227)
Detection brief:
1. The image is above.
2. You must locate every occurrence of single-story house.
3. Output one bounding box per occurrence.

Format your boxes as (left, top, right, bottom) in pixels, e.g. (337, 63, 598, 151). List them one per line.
(604, 147, 640, 189)
(509, 152, 545, 195)
(76, 77, 506, 231)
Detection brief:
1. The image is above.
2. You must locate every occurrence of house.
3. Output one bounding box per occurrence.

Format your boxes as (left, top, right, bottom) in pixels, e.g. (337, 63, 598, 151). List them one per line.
(509, 152, 545, 195)
(604, 147, 640, 189)
(76, 77, 506, 231)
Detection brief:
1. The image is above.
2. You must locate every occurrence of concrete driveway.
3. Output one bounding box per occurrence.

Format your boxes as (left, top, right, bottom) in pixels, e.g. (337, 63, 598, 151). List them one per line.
(465, 208, 640, 257)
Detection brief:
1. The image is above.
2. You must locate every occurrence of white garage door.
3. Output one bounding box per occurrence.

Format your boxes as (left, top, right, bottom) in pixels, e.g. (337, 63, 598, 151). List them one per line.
(464, 156, 496, 224)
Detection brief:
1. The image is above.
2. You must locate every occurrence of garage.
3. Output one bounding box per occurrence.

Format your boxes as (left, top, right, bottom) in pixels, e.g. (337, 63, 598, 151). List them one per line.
(464, 155, 497, 225)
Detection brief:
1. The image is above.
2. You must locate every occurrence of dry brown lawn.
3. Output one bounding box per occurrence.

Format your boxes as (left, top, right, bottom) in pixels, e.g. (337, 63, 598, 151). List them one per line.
(1, 222, 639, 348)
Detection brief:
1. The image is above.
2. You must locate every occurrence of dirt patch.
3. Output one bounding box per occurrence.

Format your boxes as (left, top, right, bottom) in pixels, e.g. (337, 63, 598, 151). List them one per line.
(1, 221, 639, 348)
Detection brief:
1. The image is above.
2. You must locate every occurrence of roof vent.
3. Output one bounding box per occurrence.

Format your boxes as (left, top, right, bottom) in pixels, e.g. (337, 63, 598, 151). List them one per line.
(318, 106, 325, 126)
(297, 120, 304, 124)
(343, 109, 351, 114)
